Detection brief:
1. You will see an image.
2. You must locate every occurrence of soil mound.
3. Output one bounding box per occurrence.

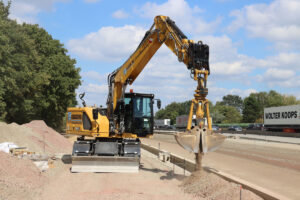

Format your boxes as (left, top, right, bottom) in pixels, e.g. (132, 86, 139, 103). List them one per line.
(181, 170, 262, 200)
(23, 120, 72, 153)
(0, 120, 72, 154)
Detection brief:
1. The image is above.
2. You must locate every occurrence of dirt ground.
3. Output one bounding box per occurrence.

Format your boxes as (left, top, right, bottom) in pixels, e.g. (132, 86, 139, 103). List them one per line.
(0, 150, 262, 200)
(0, 152, 45, 200)
(0, 121, 262, 200)
(143, 133, 300, 199)
(36, 152, 197, 200)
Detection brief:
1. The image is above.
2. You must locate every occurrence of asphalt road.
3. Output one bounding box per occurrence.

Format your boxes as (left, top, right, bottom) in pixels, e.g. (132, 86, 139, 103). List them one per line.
(142, 133, 300, 200)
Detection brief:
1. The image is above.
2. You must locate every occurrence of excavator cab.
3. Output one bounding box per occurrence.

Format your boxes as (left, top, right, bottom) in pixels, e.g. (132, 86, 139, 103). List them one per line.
(123, 93, 155, 137)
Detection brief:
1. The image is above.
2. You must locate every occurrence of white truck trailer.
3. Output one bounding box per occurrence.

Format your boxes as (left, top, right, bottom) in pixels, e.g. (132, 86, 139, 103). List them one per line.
(264, 105, 300, 132)
(154, 119, 171, 128)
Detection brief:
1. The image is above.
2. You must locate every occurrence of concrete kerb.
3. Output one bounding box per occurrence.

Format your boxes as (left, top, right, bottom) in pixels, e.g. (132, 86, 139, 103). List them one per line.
(141, 143, 290, 200)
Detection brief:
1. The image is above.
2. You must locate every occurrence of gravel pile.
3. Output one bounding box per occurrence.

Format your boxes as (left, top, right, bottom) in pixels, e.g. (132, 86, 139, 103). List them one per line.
(181, 170, 263, 200)
(0, 120, 72, 154)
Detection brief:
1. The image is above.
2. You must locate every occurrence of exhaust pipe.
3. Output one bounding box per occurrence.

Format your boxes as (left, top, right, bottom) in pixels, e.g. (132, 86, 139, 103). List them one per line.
(174, 126, 225, 154)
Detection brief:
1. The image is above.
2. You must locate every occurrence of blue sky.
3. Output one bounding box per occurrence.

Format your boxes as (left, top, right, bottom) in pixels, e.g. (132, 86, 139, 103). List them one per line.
(6, 0, 300, 108)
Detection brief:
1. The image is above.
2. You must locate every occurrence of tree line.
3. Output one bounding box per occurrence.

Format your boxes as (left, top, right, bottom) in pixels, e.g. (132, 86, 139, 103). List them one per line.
(0, 1, 81, 131)
(155, 90, 300, 124)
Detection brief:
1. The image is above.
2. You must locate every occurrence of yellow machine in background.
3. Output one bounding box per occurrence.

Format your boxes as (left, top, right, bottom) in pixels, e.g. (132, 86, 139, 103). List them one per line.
(66, 15, 225, 173)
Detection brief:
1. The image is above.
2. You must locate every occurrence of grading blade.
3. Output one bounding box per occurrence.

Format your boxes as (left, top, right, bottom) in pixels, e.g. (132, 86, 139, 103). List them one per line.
(71, 156, 140, 173)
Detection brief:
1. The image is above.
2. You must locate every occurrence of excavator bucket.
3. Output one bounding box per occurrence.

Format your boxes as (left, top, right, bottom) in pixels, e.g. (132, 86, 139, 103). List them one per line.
(174, 126, 226, 153)
(71, 156, 140, 173)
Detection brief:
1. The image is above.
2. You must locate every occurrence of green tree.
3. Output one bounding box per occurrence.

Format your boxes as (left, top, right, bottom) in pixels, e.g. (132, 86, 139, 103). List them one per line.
(242, 96, 260, 123)
(248, 92, 268, 121)
(210, 109, 225, 124)
(220, 94, 243, 112)
(0, 1, 81, 130)
(266, 90, 285, 107)
(0, 0, 9, 19)
(213, 102, 241, 123)
(282, 95, 300, 105)
(0, 80, 6, 120)
(155, 102, 180, 124)
(155, 100, 192, 124)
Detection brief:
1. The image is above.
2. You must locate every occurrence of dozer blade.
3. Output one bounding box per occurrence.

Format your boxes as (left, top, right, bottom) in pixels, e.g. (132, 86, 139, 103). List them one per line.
(71, 156, 140, 173)
(174, 126, 226, 153)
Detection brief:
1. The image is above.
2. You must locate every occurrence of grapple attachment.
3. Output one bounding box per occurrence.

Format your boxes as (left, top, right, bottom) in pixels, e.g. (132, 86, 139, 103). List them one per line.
(174, 126, 225, 153)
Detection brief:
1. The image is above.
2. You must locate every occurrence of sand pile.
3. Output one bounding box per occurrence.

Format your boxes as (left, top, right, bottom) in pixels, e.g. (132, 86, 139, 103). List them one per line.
(0, 151, 46, 200)
(0, 120, 72, 154)
(0, 120, 72, 199)
(181, 170, 263, 200)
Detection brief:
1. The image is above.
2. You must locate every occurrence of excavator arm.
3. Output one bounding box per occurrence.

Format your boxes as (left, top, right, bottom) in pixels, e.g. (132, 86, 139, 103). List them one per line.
(106, 15, 224, 157)
(107, 16, 209, 130)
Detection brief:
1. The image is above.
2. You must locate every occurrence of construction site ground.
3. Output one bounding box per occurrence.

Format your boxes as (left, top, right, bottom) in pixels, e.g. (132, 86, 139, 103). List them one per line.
(0, 121, 265, 200)
(141, 133, 300, 200)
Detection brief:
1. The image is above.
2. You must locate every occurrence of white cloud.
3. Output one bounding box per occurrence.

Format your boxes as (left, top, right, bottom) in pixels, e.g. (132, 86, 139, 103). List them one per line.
(138, 0, 220, 35)
(228, 0, 300, 50)
(211, 61, 250, 76)
(81, 83, 107, 94)
(68, 25, 146, 62)
(5, 0, 69, 23)
(208, 87, 257, 102)
(112, 10, 129, 19)
(257, 68, 300, 89)
(264, 68, 295, 81)
(81, 71, 106, 82)
(253, 53, 300, 70)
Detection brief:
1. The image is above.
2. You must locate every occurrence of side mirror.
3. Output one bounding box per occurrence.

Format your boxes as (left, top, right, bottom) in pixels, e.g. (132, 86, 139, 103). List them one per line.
(157, 99, 161, 109)
(92, 109, 98, 120)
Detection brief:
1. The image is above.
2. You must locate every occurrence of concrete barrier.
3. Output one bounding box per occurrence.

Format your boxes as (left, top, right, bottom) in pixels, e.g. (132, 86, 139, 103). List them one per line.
(141, 143, 289, 200)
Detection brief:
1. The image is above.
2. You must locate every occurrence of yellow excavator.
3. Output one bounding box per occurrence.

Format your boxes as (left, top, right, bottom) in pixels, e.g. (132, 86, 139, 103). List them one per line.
(66, 15, 225, 173)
